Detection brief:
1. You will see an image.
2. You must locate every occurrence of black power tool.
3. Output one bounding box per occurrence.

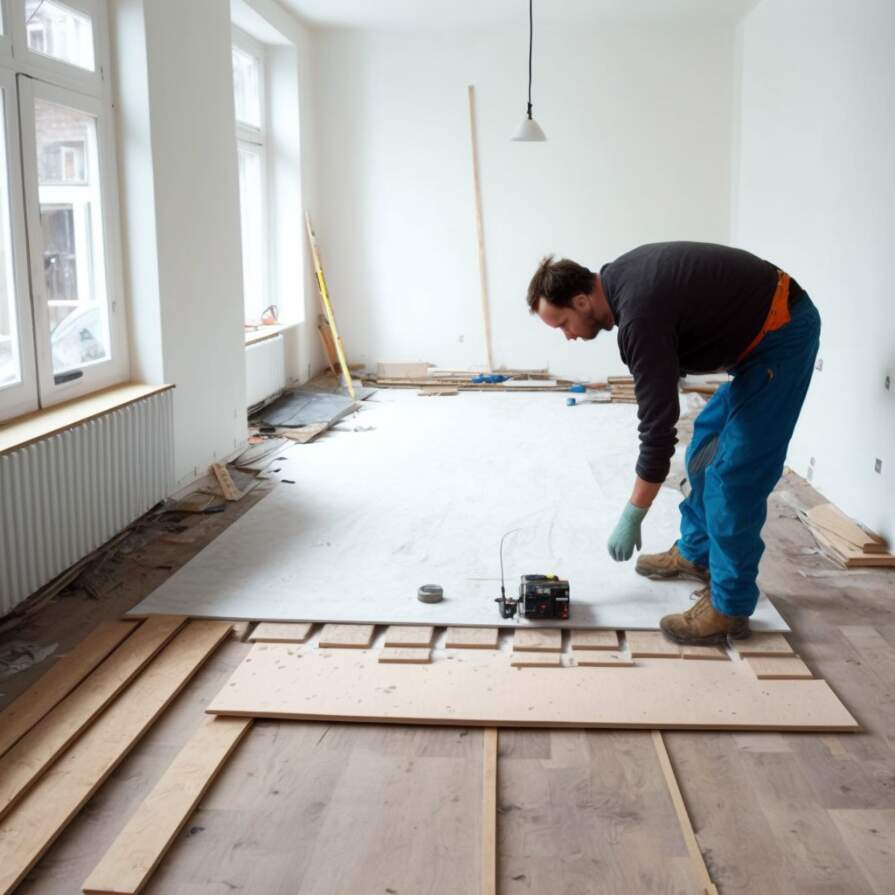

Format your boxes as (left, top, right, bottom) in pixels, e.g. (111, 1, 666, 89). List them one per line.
(496, 574, 570, 620)
(494, 530, 571, 620)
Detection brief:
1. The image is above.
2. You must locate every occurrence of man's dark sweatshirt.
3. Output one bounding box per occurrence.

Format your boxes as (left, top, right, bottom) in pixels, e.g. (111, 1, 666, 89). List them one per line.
(599, 242, 805, 485)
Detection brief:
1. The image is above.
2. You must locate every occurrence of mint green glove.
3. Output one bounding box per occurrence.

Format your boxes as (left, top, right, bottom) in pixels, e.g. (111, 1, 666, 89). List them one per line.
(607, 502, 648, 561)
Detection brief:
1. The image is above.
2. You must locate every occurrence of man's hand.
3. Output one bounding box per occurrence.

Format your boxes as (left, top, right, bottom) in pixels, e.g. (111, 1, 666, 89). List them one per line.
(607, 502, 649, 561)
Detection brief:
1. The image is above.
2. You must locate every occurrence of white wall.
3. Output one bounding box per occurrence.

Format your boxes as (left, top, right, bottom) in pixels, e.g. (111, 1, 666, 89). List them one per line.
(111, 0, 246, 487)
(314, 23, 738, 381)
(112, 0, 321, 488)
(735, 0, 895, 540)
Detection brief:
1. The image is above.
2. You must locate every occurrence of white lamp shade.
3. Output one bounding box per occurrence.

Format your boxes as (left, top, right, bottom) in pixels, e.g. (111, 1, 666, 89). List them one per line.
(512, 115, 547, 142)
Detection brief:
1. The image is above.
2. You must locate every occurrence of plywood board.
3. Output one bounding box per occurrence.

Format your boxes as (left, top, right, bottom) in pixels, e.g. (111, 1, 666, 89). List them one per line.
(208, 645, 858, 731)
(626, 631, 682, 658)
(682, 645, 729, 661)
(570, 629, 619, 650)
(0, 620, 138, 759)
(0, 621, 231, 895)
(248, 622, 313, 643)
(734, 633, 794, 657)
(513, 629, 562, 652)
(746, 655, 813, 680)
(82, 716, 251, 895)
(378, 648, 432, 664)
(572, 650, 634, 667)
(510, 652, 562, 668)
(0, 616, 185, 820)
(445, 627, 498, 649)
(129, 392, 789, 633)
(382, 626, 434, 647)
(317, 624, 375, 648)
(377, 362, 431, 379)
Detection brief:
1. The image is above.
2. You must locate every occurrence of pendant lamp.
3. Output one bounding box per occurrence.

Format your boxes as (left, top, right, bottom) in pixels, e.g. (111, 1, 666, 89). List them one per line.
(512, 0, 547, 141)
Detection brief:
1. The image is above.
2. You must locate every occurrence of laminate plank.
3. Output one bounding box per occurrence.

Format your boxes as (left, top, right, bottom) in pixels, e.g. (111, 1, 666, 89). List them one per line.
(247, 622, 312, 643)
(0, 620, 139, 759)
(0, 616, 186, 820)
(735, 633, 795, 657)
(512, 629, 561, 652)
(382, 625, 434, 647)
(746, 655, 813, 680)
(499, 731, 689, 893)
(829, 809, 895, 895)
(289, 727, 479, 894)
(0, 621, 231, 895)
(745, 751, 878, 893)
(626, 631, 681, 658)
(82, 716, 251, 895)
(569, 629, 619, 650)
(445, 627, 499, 649)
(682, 645, 729, 661)
(317, 624, 375, 648)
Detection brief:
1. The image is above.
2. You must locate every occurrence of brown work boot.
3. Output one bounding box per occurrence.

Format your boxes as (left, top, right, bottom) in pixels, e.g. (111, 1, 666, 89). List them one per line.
(659, 587, 751, 646)
(635, 543, 709, 583)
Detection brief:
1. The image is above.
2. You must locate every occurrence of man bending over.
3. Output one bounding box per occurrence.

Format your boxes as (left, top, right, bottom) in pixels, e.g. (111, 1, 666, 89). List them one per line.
(527, 242, 820, 645)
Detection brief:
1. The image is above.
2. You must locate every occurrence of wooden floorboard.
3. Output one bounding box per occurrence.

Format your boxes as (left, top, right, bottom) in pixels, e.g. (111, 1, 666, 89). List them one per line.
(3, 465, 895, 893)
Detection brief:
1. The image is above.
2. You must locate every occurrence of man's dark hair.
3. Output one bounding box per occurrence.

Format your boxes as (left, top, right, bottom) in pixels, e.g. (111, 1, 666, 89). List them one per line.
(526, 256, 596, 313)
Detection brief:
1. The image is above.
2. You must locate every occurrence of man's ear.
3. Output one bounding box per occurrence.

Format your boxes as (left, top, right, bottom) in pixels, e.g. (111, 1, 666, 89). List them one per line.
(571, 293, 590, 312)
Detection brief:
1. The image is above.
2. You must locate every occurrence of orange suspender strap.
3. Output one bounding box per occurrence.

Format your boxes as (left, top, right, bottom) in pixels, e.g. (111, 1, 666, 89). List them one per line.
(736, 271, 792, 364)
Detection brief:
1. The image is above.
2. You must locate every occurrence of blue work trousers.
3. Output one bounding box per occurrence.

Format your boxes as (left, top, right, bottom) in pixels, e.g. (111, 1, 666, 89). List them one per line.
(677, 296, 821, 616)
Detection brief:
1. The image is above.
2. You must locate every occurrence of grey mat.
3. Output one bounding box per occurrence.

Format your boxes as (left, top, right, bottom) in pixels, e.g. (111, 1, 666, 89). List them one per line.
(259, 389, 358, 428)
(132, 392, 790, 632)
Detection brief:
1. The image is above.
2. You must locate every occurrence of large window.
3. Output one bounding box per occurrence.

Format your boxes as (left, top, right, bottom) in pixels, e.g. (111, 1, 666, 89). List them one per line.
(0, 0, 124, 421)
(232, 28, 268, 326)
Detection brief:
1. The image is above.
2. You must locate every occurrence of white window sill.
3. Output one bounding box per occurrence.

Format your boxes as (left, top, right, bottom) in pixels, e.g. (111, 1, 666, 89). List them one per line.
(244, 322, 299, 346)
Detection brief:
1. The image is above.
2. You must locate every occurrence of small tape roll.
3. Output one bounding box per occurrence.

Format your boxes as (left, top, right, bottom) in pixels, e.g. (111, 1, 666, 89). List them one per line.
(417, 584, 444, 604)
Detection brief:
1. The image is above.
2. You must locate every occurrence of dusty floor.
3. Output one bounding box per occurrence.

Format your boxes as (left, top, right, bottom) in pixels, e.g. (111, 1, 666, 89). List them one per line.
(2, 396, 895, 894)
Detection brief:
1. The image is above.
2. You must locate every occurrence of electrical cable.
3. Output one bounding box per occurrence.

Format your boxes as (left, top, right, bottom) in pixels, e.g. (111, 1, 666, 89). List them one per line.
(526, 0, 533, 118)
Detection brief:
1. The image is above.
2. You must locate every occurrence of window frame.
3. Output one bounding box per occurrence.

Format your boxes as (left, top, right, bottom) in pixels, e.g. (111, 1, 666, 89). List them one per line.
(0, 64, 37, 419)
(17, 73, 126, 406)
(8, 0, 105, 96)
(232, 26, 270, 326)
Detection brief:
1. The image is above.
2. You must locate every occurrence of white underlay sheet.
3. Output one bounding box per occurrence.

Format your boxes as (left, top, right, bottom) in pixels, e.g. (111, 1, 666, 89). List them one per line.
(130, 391, 789, 632)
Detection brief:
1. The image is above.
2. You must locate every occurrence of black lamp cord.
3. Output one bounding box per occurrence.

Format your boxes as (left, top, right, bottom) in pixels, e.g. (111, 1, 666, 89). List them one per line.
(526, 0, 534, 119)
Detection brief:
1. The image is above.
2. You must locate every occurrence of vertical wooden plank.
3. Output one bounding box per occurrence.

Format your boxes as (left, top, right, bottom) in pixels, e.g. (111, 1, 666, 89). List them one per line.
(652, 731, 718, 895)
(0, 615, 186, 820)
(481, 728, 498, 895)
(467, 84, 494, 372)
(0, 620, 139, 758)
(82, 716, 252, 895)
(0, 620, 232, 895)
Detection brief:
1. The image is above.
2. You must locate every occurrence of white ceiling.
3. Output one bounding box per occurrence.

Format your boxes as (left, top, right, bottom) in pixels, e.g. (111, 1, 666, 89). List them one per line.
(278, 0, 760, 30)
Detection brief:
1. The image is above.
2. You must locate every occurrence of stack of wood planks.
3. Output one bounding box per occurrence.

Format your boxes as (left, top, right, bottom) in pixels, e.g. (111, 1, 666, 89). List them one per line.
(608, 376, 637, 403)
(368, 363, 572, 392)
(802, 503, 894, 568)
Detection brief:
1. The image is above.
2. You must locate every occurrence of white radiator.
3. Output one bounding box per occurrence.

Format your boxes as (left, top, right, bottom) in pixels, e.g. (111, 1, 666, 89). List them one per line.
(0, 389, 175, 615)
(245, 334, 286, 410)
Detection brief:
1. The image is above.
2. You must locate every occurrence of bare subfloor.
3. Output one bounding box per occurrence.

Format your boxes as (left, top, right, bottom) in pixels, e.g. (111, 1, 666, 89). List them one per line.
(3, 461, 895, 892)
